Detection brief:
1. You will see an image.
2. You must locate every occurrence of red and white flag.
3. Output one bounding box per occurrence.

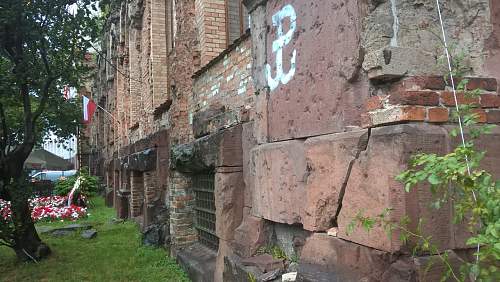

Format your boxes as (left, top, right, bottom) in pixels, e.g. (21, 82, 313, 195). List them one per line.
(82, 96, 97, 124)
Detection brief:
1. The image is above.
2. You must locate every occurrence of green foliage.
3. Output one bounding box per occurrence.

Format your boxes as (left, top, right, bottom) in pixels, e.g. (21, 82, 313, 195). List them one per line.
(0, 0, 102, 149)
(248, 272, 257, 282)
(54, 167, 100, 199)
(257, 245, 289, 260)
(395, 76, 500, 280)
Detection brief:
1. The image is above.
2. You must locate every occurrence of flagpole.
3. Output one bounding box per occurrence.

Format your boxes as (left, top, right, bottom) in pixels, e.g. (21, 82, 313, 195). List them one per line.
(95, 104, 120, 124)
(94, 102, 122, 161)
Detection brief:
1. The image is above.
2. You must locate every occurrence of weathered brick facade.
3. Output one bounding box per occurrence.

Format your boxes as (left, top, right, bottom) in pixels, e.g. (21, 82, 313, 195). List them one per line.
(88, 0, 500, 281)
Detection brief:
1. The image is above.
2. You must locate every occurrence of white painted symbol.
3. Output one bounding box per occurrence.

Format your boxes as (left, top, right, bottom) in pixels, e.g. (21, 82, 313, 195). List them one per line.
(266, 4, 297, 91)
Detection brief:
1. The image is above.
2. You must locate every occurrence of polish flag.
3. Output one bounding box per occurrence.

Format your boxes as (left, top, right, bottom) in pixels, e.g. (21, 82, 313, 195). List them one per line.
(82, 96, 97, 124)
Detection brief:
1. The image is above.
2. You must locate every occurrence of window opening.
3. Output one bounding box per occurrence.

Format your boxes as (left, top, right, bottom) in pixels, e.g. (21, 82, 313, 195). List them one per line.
(193, 172, 219, 250)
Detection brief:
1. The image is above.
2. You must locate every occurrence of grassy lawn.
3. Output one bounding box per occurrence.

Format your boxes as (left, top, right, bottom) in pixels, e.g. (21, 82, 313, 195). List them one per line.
(0, 197, 189, 282)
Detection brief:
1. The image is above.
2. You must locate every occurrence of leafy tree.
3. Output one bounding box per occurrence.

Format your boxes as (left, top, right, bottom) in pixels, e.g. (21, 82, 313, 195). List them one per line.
(0, 0, 100, 261)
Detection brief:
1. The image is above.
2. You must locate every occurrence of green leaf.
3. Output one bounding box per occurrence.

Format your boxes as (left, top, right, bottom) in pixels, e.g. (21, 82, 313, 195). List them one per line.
(428, 174, 441, 185)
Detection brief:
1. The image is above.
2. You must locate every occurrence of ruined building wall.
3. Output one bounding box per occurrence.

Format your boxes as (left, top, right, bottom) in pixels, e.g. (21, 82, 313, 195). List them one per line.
(88, 0, 500, 281)
(90, 0, 172, 229)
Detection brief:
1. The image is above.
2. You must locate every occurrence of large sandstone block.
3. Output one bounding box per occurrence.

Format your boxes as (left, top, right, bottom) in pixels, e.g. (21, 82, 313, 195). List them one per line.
(251, 140, 306, 224)
(298, 233, 393, 282)
(303, 129, 368, 231)
(262, 0, 368, 141)
(337, 124, 456, 253)
(214, 171, 244, 242)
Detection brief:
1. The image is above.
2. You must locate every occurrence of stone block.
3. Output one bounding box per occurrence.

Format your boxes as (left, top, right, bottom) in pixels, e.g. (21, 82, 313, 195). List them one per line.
(303, 130, 368, 231)
(381, 251, 468, 282)
(233, 208, 271, 257)
(242, 122, 257, 208)
(298, 234, 392, 282)
(170, 125, 243, 172)
(365, 106, 426, 127)
(365, 47, 440, 80)
(223, 255, 262, 282)
(193, 103, 239, 138)
(337, 124, 454, 253)
(215, 240, 233, 282)
(263, 0, 368, 141)
(116, 192, 130, 219)
(253, 90, 269, 144)
(215, 171, 244, 241)
(251, 140, 306, 224)
(192, 103, 227, 138)
(217, 124, 243, 167)
(241, 254, 284, 273)
(176, 243, 217, 282)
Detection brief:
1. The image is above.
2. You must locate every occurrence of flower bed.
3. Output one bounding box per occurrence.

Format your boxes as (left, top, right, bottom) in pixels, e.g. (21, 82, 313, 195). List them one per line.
(0, 196, 87, 222)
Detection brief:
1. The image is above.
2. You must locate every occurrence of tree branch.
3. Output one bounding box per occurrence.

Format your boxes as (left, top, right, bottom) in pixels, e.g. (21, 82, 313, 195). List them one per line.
(32, 39, 56, 124)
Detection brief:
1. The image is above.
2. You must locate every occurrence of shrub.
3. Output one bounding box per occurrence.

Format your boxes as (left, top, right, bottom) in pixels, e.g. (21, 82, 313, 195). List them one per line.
(54, 167, 100, 202)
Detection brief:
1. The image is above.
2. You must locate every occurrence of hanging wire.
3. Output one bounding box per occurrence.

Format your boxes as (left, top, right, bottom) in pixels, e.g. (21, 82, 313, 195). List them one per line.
(434, 0, 480, 273)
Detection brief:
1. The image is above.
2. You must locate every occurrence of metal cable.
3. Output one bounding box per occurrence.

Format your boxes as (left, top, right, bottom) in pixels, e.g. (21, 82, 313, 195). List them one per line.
(435, 0, 480, 273)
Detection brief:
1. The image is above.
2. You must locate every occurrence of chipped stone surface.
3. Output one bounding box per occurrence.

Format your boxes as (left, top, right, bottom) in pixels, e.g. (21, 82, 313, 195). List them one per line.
(362, 0, 493, 77)
(337, 124, 454, 252)
(263, 0, 369, 141)
(170, 125, 243, 172)
(251, 140, 306, 224)
(215, 171, 244, 241)
(303, 130, 368, 231)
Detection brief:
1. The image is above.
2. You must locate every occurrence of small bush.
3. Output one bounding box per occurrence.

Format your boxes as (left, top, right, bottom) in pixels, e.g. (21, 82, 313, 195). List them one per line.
(54, 167, 100, 202)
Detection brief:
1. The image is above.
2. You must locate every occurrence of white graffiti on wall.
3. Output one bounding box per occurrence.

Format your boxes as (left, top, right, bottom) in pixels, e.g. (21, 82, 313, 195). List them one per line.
(266, 4, 297, 91)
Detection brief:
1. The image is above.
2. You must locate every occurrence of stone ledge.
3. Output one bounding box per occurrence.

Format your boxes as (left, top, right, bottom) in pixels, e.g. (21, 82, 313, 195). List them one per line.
(176, 243, 217, 282)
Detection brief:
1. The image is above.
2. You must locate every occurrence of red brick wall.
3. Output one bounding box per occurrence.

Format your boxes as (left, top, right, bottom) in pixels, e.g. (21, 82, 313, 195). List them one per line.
(191, 35, 254, 135)
(130, 170, 144, 217)
(196, 0, 228, 66)
(362, 76, 500, 127)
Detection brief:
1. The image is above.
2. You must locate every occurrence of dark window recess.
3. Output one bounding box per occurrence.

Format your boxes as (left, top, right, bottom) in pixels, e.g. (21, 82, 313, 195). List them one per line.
(193, 173, 219, 250)
(226, 0, 249, 44)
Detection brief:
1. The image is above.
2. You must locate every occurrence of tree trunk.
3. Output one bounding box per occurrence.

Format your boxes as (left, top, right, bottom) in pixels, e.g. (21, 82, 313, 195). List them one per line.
(3, 159, 51, 261)
(10, 190, 50, 261)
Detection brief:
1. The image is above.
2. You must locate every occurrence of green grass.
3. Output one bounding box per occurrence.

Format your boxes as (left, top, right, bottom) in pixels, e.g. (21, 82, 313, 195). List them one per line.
(0, 197, 189, 282)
